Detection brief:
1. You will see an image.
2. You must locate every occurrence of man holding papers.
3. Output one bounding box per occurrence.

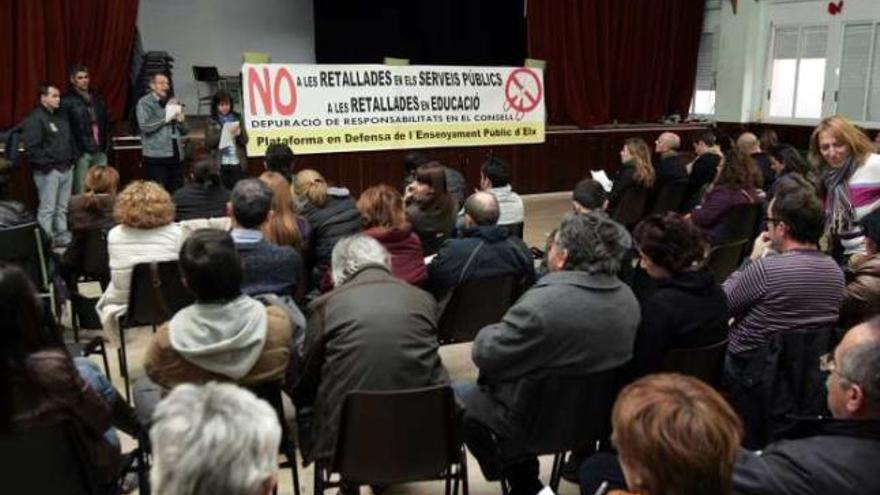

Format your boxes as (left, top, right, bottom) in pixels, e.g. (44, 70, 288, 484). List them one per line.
(136, 72, 188, 192)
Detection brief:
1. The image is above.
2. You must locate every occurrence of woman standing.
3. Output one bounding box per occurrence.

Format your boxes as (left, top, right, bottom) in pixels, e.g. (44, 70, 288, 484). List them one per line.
(205, 90, 249, 190)
(811, 115, 880, 258)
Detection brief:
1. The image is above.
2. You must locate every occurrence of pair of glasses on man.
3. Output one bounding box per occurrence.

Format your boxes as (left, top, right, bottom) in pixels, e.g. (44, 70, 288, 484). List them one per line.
(819, 352, 854, 383)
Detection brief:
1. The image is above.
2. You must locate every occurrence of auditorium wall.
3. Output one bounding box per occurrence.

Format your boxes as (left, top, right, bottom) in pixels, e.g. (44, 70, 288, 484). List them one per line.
(137, 0, 316, 112)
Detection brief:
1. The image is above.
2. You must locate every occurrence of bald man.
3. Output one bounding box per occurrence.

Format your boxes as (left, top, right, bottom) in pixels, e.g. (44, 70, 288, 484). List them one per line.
(427, 191, 535, 300)
(580, 318, 880, 495)
(733, 318, 880, 495)
(737, 131, 775, 193)
(653, 131, 688, 187)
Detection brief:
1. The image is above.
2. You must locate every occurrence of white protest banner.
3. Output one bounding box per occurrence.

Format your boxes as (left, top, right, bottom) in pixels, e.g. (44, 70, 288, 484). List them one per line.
(241, 64, 545, 156)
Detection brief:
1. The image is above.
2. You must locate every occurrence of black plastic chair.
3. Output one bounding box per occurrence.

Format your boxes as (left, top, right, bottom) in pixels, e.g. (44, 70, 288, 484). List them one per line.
(661, 338, 729, 387)
(651, 182, 687, 214)
(0, 222, 56, 312)
(314, 385, 468, 495)
(248, 381, 302, 495)
(504, 222, 524, 239)
(438, 275, 518, 344)
(611, 186, 649, 229)
(419, 230, 451, 256)
(1, 421, 100, 495)
(715, 203, 761, 244)
(69, 228, 111, 342)
(705, 239, 750, 283)
(118, 260, 194, 401)
(506, 367, 623, 493)
(704, 204, 761, 281)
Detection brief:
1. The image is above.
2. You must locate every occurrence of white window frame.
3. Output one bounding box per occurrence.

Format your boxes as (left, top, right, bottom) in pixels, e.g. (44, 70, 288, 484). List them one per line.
(762, 22, 834, 125)
(833, 20, 880, 124)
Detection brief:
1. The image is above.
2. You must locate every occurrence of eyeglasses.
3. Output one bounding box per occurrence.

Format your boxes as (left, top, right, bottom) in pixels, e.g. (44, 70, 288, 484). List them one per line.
(819, 353, 854, 382)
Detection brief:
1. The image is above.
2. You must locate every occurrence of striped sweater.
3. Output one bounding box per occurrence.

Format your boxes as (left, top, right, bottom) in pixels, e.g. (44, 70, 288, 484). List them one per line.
(841, 153, 880, 255)
(723, 249, 844, 355)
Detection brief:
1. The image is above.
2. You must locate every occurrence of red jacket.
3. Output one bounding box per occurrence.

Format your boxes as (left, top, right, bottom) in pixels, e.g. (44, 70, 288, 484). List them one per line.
(364, 227, 428, 286)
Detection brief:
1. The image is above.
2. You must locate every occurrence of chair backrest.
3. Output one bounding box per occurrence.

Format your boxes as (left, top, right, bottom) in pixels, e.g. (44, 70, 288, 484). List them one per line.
(661, 338, 729, 386)
(0, 222, 50, 290)
(78, 228, 110, 284)
(705, 239, 750, 282)
(1, 421, 99, 495)
(504, 222, 524, 239)
(191, 65, 219, 83)
(612, 186, 649, 228)
(651, 182, 687, 214)
(247, 380, 293, 451)
(715, 203, 761, 245)
(437, 275, 518, 344)
(417, 230, 449, 256)
(122, 260, 194, 327)
(513, 367, 622, 455)
(334, 385, 459, 485)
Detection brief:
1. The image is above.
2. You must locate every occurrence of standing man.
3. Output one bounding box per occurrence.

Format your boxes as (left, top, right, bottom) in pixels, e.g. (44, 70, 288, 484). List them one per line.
(62, 64, 110, 193)
(136, 72, 188, 193)
(22, 83, 75, 247)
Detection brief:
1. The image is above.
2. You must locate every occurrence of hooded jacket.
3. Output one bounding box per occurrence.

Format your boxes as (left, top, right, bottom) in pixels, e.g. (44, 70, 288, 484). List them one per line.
(144, 299, 292, 388)
(840, 254, 880, 328)
(363, 226, 427, 285)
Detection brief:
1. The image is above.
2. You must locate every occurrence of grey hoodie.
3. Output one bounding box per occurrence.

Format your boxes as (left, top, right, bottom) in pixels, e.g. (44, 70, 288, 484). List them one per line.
(168, 295, 267, 379)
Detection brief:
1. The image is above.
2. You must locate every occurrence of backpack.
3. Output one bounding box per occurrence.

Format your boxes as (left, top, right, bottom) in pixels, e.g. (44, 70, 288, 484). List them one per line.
(3, 124, 24, 168)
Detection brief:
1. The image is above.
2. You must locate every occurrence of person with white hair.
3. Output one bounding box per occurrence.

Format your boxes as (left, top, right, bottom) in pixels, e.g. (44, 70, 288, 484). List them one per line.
(292, 234, 448, 469)
(149, 382, 281, 495)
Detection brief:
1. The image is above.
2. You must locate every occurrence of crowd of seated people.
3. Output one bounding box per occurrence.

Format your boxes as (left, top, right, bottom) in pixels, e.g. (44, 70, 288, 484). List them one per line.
(9, 107, 880, 495)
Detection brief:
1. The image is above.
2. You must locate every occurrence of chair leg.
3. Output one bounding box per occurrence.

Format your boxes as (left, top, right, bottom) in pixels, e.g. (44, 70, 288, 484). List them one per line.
(71, 295, 80, 343)
(285, 440, 301, 495)
(118, 327, 131, 403)
(549, 452, 564, 492)
(313, 463, 324, 495)
(459, 447, 469, 495)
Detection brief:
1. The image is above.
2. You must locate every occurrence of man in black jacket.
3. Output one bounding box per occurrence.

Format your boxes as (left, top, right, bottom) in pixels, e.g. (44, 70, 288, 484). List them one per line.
(22, 83, 75, 247)
(427, 191, 535, 301)
(579, 318, 880, 495)
(653, 131, 688, 187)
(62, 64, 110, 194)
(681, 130, 722, 212)
(732, 317, 880, 495)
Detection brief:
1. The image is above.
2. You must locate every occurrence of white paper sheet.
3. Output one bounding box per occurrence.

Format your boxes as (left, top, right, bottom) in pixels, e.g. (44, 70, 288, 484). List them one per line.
(165, 103, 182, 122)
(219, 121, 238, 149)
(591, 170, 613, 192)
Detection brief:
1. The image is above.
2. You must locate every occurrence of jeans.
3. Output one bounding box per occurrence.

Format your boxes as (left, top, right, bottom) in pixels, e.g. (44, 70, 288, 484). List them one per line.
(73, 151, 108, 194)
(33, 168, 73, 246)
(74, 357, 120, 449)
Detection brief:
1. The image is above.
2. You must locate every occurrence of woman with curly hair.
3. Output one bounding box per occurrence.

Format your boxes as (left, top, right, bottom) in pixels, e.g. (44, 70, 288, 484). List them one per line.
(690, 150, 764, 244)
(810, 114, 880, 257)
(358, 184, 427, 285)
(96, 180, 183, 342)
(631, 213, 728, 375)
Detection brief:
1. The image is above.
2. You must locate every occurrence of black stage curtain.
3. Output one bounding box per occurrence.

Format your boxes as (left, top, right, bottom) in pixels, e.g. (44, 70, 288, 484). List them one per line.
(314, 0, 526, 66)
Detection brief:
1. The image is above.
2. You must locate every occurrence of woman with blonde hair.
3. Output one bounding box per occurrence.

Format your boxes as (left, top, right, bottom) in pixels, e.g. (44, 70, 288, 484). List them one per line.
(579, 373, 743, 495)
(259, 171, 310, 253)
(96, 180, 183, 342)
(357, 184, 427, 285)
(607, 138, 656, 223)
(811, 114, 880, 257)
(293, 169, 360, 291)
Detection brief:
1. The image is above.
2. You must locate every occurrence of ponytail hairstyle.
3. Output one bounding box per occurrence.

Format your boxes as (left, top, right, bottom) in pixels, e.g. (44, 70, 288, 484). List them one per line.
(82, 165, 119, 212)
(294, 169, 329, 208)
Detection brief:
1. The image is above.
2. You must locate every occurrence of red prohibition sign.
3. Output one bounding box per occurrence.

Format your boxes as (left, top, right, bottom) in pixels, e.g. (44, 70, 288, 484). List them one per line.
(504, 68, 543, 114)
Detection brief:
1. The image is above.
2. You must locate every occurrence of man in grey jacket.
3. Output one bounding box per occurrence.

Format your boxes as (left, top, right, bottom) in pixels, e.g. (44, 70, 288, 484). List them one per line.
(136, 72, 188, 192)
(21, 83, 76, 247)
(456, 211, 640, 495)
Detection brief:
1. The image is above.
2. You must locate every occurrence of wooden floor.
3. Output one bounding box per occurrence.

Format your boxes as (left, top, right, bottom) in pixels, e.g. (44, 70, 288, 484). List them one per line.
(73, 192, 577, 495)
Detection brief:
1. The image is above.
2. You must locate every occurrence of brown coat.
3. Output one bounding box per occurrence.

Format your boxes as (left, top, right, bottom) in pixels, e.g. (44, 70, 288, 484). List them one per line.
(840, 254, 880, 328)
(11, 349, 119, 484)
(144, 305, 293, 389)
